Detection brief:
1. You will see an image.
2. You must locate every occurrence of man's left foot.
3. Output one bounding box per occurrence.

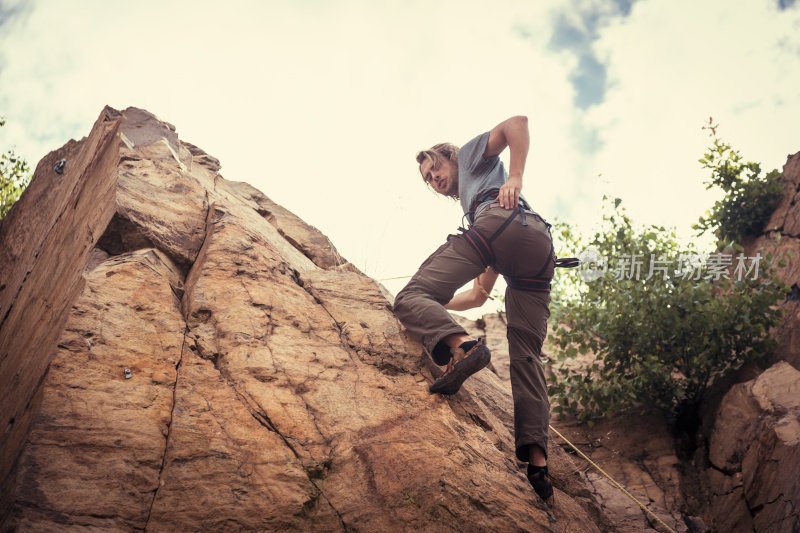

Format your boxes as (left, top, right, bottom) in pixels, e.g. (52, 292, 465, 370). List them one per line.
(527, 464, 554, 507)
(428, 339, 491, 395)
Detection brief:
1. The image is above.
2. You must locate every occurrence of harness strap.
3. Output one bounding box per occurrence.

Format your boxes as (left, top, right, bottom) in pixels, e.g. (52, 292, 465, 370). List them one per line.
(504, 276, 552, 292)
(460, 202, 525, 266)
(488, 205, 526, 242)
(468, 188, 501, 224)
(532, 231, 555, 280)
(461, 227, 495, 266)
(458, 193, 579, 293)
(555, 257, 580, 268)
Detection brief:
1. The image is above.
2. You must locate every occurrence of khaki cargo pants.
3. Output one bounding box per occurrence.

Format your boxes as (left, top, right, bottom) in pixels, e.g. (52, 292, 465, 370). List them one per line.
(394, 204, 554, 462)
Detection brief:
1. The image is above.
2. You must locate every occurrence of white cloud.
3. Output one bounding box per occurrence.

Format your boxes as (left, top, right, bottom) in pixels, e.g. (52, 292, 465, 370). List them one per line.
(584, 0, 800, 242)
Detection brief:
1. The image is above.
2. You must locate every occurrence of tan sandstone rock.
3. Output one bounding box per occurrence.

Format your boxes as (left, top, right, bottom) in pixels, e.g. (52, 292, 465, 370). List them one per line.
(703, 361, 800, 533)
(0, 107, 611, 531)
(742, 151, 800, 371)
(689, 150, 800, 532)
(454, 312, 690, 533)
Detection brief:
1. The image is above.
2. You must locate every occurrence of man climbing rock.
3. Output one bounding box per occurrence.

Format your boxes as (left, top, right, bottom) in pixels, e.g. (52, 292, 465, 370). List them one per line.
(393, 115, 555, 506)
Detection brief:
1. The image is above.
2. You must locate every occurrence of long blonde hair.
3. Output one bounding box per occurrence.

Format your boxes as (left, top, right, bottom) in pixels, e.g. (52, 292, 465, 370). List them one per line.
(415, 143, 460, 198)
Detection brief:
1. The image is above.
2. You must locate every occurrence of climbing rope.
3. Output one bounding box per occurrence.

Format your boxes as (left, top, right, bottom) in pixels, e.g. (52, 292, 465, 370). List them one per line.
(377, 275, 413, 281)
(548, 424, 677, 533)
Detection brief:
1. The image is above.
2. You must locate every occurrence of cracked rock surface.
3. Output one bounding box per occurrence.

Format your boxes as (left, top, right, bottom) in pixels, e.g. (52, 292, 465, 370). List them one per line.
(742, 151, 800, 371)
(700, 362, 800, 532)
(456, 313, 693, 533)
(0, 106, 611, 531)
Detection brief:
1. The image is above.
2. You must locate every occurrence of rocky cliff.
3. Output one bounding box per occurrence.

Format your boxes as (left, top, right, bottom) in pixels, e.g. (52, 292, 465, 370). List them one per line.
(690, 150, 800, 532)
(698, 362, 800, 531)
(0, 107, 611, 531)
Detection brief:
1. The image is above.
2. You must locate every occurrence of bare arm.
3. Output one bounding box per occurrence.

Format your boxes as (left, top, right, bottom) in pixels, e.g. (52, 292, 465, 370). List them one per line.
(444, 268, 500, 311)
(483, 115, 529, 209)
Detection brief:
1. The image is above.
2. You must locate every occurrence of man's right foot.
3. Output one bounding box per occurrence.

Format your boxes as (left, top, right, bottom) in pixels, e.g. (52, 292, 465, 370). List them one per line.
(428, 339, 491, 395)
(527, 464, 554, 507)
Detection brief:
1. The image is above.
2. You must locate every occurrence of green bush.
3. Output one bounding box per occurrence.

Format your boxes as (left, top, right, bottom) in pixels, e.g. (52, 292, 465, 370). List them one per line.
(1, 117, 32, 221)
(549, 197, 787, 424)
(693, 121, 783, 246)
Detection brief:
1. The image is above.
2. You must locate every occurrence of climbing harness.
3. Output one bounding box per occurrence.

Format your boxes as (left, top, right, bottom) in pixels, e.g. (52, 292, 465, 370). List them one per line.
(457, 189, 579, 291)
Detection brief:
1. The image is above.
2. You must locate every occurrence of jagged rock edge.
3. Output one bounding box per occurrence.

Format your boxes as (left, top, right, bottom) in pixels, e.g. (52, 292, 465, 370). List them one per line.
(165, 201, 349, 530)
(0, 121, 115, 334)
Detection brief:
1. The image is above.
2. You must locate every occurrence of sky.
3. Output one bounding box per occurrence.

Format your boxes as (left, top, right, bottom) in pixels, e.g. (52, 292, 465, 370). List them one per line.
(1, 0, 799, 318)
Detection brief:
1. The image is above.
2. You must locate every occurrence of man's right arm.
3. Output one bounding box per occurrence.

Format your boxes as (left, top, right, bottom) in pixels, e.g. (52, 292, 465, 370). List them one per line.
(444, 268, 500, 311)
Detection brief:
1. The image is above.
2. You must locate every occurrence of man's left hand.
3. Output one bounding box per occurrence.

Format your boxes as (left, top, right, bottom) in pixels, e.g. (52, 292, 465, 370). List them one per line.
(499, 176, 522, 209)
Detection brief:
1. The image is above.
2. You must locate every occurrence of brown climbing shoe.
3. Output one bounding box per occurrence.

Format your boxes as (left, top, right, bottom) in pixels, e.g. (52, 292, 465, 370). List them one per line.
(428, 339, 491, 395)
(527, 464, 554, 507)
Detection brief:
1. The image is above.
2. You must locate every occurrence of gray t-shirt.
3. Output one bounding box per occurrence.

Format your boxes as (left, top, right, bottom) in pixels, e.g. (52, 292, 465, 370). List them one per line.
(458, 131, 528, 224)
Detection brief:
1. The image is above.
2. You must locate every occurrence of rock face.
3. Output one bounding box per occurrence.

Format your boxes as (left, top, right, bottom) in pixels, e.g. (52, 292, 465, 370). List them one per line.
(698, 362, 800, 532)
(744, 151, 800, 371)
(550, 417, 693, 533)
(0, 107, 611, 531)
(456, 313, 694, 533)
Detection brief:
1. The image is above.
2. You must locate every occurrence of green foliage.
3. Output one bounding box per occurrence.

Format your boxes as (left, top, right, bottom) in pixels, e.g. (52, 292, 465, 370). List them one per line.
(549, 197, 787, 424)
(693, 120, 783, 246)
(1, 117, 32, 221)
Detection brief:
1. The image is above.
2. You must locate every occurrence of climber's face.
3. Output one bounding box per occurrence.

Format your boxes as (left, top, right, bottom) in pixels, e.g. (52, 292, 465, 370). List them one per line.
(420, 156, 458, 197)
